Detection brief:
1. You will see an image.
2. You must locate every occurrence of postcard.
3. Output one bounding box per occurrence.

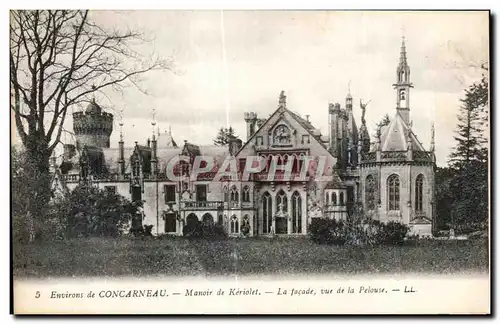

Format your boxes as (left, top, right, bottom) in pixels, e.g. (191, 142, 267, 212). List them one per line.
(11, 9, 490, 315)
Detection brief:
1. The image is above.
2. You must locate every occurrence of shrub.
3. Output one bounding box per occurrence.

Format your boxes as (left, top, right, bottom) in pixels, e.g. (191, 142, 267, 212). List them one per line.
(309, 218, 410, 246)
(377, 221, 410, 245)
(183, 221, 227, 239)
(51, 184, 138, 238)
(308, 218, 348, 246)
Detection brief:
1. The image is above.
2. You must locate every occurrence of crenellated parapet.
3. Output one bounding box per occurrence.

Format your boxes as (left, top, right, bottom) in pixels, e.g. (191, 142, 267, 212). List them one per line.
(73, 100, 114, 148)
(73, 111, 113, 136)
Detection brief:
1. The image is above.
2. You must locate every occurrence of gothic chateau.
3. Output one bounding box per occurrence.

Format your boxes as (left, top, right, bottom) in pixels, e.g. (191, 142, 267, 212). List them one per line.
(52, 39, 436, 237)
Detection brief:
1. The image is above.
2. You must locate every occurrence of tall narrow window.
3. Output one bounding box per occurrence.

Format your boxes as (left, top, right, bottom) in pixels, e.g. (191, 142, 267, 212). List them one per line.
(230, 185, 239, 205)
(164, 185, 176, 203)
(340, 192, 345, 206)
(242, 185, 250, 202)
(415, 174, 424, 212)
(365, 175, 376, 210)
(387, 174, 400, 211)
(230, 215, 239, 234)
(276, 190, 288, 213)
(262, 192, 272, 234)
(332, 192, 337, 205)
(223, 186, 229, 202)
(292, 191, 302, 234)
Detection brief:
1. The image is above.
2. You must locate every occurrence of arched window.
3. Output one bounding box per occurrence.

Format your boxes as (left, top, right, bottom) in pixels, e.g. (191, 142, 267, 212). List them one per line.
(400, 89, 406, 100)
(276, 190, 288, 213)
(223, 186, 229, 202)
(340, 192, 345, 206)
(415, 174, 424, 212)
(242, 185, 250, 202)
(325, 191, 330, 206)
(332, 192, 337, 205)
(292, 191, 302, 234)
(230, 215, 239, 234)
(365, 175, 376, 210)
(262, 192, 272, 234)
(230, 185, 239, 204)
(387, 174, 400, 211)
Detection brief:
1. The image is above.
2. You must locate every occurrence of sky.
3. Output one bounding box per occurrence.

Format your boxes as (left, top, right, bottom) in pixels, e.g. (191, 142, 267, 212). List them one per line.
(60, 10, 489, 167)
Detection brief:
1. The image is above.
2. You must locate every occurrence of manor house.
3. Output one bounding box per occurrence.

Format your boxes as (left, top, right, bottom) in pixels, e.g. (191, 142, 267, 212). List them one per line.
(52, 39, 436, 237)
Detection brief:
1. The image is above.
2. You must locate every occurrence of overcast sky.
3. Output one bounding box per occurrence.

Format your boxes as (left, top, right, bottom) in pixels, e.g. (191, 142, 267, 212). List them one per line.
(63, 10, 489, 167)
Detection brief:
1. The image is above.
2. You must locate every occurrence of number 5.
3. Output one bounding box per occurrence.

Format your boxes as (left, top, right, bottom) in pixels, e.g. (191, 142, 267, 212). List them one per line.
(35, 291, 40, 298)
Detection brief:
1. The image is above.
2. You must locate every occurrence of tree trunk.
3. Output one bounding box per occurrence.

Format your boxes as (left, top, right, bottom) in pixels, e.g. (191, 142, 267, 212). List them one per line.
(23, 139, 52, 242)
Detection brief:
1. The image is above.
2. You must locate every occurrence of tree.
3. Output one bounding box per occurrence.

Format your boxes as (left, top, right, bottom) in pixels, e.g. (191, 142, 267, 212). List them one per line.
(372, 114, 391, 138)
(213, 126, 239, 146)
(448, 76, 489, 228)
(434, 167, 454, 230)
(12, 146, 47, 243)
(10, 10, 172, 226)
(51, 184, 138, 238)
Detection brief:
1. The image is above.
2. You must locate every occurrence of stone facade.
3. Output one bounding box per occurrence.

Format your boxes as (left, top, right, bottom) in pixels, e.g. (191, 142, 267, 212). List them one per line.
(53, 38, 436, 237)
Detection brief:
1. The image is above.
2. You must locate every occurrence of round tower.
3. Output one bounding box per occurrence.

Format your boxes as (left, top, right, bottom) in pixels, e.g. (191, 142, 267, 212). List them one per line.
(73, 98, 114, 149)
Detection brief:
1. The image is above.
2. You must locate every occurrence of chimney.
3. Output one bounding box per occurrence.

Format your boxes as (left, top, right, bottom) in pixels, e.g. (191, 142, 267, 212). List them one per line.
(244, 112, 258, 140)
(305, 115, 310, 122)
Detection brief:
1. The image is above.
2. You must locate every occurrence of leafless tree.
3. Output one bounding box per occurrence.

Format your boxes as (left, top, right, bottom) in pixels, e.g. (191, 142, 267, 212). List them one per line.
(10, 10, 173, 237)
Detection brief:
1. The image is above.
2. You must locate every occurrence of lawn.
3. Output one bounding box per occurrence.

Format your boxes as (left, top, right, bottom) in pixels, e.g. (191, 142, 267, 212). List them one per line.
(12, 236, 489, 278)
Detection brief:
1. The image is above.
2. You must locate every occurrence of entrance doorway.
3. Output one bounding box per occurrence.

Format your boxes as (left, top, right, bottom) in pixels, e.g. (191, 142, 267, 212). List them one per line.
(275, 217, 287, 234)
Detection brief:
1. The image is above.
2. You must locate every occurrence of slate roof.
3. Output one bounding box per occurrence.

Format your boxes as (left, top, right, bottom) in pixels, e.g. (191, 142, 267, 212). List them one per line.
(372, 112, 426, 153)
(324, 171, 347, 189)
(157, 130, 178, 148)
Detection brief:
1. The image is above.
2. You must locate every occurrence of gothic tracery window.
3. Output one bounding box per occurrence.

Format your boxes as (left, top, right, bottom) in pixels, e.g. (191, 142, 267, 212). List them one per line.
(292, 191, 302, 234)
(276, 190, 288, 213)
(262, 192, 272, 234)
(230, 185, 239, 204)
(365, 175, 376, 210)
(387, 174, 400, 211)
(230, 215, 239, 234)
(242, 185, 250, 202)
(415, 174, 424, 212)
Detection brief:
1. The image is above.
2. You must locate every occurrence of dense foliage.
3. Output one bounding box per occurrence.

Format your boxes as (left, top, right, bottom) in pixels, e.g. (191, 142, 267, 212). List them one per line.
(308, 218, 409, 246)
(182, 220, 228, 239)
(447, 75, 489, 230)
(213, 126, 239, 146)
(50, 184, 139, 238)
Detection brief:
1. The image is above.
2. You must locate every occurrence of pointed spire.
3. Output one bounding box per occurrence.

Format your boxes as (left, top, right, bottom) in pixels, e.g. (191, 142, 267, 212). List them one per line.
(151, 106, 157, 140)
(430, 122, 435, 151)
(398, 35, 408, 69)
(119, 107, 124, 142)
(346, 80, 352, 99)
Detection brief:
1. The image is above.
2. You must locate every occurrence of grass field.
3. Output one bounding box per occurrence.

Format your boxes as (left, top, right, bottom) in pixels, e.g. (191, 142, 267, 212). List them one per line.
(13, 236, 489, 278)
